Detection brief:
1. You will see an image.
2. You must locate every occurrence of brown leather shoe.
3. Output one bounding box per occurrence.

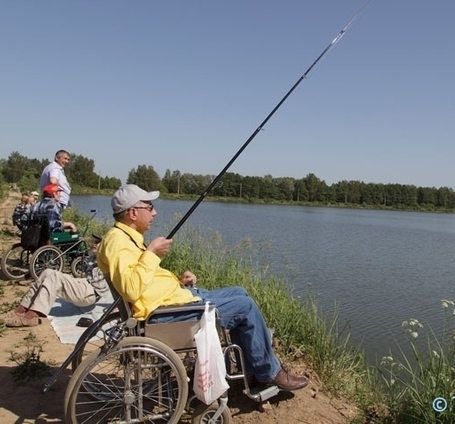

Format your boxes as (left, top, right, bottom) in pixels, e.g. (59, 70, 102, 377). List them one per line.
(267, 367, 309, 391)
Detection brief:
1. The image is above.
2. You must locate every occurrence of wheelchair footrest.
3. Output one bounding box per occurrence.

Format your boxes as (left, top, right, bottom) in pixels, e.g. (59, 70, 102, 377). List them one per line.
(246, 384, 281, 402)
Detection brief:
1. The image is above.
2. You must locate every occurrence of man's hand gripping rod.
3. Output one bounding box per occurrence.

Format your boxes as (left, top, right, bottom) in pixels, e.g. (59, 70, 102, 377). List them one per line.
(167, 0, 373, 239)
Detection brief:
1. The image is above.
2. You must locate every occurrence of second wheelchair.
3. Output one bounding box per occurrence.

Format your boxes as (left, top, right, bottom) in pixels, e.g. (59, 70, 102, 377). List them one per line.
(28, 209, 98, 281)
(1, 210, 97, 281)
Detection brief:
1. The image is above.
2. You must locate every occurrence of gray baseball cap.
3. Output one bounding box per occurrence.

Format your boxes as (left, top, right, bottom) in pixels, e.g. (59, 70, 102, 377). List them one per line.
(111, 184, 159, 213)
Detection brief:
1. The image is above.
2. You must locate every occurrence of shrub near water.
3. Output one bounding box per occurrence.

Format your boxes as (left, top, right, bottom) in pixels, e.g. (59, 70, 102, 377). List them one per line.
(377, 300, 455, 423)
(63, 208, 111, 239)
(160, 222, 374, 408)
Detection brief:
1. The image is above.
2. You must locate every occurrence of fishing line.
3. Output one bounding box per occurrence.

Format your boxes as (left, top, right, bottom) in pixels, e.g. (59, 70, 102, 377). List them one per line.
(167, 0, 373, 239)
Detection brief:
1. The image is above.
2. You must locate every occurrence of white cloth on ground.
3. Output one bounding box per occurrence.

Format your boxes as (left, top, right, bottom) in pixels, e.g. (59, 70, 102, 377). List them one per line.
(48, 290, 114, 344)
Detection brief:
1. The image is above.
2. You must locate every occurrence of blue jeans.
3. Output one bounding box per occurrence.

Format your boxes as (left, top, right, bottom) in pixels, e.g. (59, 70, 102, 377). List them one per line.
(149, 286, 281, 382)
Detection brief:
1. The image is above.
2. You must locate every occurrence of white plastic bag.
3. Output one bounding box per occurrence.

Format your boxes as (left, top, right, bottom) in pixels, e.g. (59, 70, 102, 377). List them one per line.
(193, 302, 230, 405)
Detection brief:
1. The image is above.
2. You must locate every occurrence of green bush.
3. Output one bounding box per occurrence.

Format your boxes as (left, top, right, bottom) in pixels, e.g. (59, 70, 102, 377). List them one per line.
(63, 208, 111, 239)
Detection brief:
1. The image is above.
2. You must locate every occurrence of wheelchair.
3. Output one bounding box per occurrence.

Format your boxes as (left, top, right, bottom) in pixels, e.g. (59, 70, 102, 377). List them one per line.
(1, 241, 34, 280)
(1, 210, 97, 281)
(29, 231, 86, 281)
(43, 280, 282, 424)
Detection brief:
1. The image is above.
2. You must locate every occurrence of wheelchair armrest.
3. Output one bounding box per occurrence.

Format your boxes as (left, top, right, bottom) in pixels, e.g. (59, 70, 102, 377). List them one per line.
(151, 303, 215, 315)
(143, 303, 218, 351)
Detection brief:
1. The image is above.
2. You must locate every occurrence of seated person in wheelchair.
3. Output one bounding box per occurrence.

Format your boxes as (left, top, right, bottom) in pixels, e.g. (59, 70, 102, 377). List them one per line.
(97, 184, 309, 392)
(1, 236, 109, 327)
(32, 184, 77, 233)
(12, 192, 34, 231)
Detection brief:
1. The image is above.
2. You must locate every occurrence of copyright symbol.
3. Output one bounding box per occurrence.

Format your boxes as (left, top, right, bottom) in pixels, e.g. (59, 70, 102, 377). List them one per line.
(433, 397, 447, 413)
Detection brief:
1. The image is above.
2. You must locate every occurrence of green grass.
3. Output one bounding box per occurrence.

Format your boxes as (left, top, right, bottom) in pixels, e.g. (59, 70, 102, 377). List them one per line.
(0, 300, 20, 314)
(62, 208, 111, 239)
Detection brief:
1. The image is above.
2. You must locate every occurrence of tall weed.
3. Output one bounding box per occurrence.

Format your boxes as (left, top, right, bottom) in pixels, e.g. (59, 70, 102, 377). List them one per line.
(9, 331, 51, 383)
(376, 300, 455, 423)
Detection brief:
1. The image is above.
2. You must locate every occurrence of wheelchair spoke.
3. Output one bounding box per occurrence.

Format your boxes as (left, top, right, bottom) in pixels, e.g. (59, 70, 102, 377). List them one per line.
(29, 245, 64, 280)
(71, 312, 122, 372)
(1, 243, 30, 280)
(65, 337, 188, 424)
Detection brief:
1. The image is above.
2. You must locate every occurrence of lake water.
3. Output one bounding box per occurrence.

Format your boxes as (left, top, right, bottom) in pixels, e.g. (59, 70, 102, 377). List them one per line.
(72, 195, 455, 363)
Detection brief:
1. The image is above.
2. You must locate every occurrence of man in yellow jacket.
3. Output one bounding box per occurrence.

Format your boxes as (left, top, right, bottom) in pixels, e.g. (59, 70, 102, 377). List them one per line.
(97, 184, 308, 391)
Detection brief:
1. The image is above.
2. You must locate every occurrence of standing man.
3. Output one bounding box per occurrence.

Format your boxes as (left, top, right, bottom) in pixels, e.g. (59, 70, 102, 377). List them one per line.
(40, 149, 72, 208)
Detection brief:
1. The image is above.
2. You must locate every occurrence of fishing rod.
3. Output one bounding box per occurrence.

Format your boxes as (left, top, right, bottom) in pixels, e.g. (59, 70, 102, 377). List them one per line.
(167, 0, 373, 239)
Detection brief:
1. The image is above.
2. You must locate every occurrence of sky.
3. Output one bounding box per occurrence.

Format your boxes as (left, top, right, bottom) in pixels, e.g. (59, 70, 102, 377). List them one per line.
(1, 0, 454, 189)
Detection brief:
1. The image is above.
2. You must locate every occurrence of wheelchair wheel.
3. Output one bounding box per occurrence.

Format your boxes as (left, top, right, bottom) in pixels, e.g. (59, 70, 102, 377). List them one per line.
(64, 336, 188, 424)
(71, 311, 122, 371)
(70, 256, 86, 278)
(29, 245, 64, 280)
(1, 243, 30, 281)
(192, 401, 232, 424)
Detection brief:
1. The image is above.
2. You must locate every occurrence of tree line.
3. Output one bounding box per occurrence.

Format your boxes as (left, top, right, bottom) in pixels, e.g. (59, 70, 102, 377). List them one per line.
(159, 170, 455, 211)
(1, 151, 454, 211)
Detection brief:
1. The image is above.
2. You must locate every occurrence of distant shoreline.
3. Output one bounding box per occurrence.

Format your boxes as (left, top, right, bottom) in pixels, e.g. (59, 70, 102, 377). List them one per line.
(70, 189, 455, 215)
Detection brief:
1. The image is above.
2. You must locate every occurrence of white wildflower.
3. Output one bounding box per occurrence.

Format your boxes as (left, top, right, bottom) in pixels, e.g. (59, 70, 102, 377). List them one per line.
(380, 356, 394, 366)
(408, 318, 423, 328)
(442, 299, 454, 309)
(409, 331, 418, 339)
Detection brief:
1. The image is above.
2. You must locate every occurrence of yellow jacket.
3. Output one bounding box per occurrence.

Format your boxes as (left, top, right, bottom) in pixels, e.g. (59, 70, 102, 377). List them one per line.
(97, 222, 199, 320)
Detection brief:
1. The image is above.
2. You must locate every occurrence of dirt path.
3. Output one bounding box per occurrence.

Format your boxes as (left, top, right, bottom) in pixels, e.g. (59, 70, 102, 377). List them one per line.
(0, 190, 358, 423)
